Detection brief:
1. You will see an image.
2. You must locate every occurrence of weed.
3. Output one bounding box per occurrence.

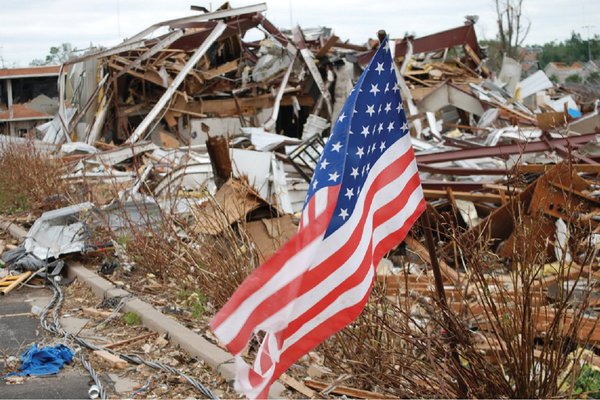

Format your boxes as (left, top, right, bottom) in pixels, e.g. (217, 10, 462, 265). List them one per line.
(123, 312, 141, 326)
(189, 290, 207, 319)
(574, 364, 600, 398)
(191, 301, 205, 319)
(177, 289, 191, 301)
(100, 180, 259, 310)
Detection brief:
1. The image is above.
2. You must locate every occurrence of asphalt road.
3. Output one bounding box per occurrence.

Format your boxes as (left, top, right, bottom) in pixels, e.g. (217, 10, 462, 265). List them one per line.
(0, 286, 90, 399)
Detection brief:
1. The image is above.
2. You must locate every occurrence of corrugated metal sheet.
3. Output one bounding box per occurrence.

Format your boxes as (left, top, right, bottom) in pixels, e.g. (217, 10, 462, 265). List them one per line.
(517, 70, 554, 100)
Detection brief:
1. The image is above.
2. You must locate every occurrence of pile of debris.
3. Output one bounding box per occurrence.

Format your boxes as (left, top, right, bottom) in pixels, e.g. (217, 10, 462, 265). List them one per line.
(2, 1, 600, 398)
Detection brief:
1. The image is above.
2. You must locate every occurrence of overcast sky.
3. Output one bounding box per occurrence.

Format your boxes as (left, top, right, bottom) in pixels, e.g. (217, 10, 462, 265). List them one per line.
(0, 0, 598, 67)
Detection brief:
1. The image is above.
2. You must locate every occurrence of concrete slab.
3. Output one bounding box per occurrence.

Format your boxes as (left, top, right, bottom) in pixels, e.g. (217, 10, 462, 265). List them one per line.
(0, 286, 90, 400)
(108, 373, 139, 394)
(0, 315, 41, 353)
(59, 316, 90, 336)
(0, 368, 91, 399)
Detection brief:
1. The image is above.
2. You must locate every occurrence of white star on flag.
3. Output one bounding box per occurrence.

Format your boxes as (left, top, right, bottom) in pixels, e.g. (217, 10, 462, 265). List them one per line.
(366, 104, 375, 117)
(339, 208, 349, 220)
(360, 126, 370, 137)
(345, 187, 354, 199)
(369, 83, 380, 96)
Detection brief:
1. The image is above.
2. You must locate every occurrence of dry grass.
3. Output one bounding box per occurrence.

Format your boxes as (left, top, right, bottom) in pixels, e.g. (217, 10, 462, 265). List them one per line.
(101, 184, 260, 311)
(319, 193, 597, 398)
(0, 140, 70, 214)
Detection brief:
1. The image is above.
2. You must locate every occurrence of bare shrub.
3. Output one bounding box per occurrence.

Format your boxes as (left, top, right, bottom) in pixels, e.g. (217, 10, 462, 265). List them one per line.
(101, 183, 260, 310)
(319, 181, 597, 398)
(0, 140, 70, 213)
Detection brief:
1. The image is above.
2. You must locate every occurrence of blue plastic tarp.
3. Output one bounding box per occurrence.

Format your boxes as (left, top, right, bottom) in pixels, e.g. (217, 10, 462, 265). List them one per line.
(568, 108, 583, 118)
(13, 344, 74, 376)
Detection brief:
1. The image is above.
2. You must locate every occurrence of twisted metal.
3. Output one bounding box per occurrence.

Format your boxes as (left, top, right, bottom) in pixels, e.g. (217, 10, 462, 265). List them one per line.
(78, 354, 108, 400)
(40, 275, 218, 399)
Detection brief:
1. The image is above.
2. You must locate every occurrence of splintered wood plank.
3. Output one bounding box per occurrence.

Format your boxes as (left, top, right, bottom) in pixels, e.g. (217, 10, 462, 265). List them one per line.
(315, 34, 339, 58)
(279, 374, 317, 398)
(304, 378, 395, 399)
(200, 59, 239, 80)
(0, 271, 32, 295)
(92, 350, 128, 368)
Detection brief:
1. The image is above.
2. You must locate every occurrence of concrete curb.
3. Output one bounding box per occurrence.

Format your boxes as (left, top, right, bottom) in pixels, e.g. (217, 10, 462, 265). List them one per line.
(67, 263, 286, 398)
(0, 221, 286, 398)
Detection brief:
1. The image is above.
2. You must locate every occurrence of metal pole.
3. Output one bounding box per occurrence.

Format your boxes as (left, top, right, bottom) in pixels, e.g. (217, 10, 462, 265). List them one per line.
(421, 205, 469, 398)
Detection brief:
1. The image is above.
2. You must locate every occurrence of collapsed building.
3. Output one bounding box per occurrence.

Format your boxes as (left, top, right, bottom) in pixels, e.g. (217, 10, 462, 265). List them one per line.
(2, 2, 600, 398)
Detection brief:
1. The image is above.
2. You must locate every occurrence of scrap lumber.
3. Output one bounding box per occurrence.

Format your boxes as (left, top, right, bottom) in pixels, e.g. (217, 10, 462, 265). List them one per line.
(200, 59, 239, 80)
(315, 34, 339, 58)
(126, 22, 227, 143)
(304, 378, 396, 399)
(292, 25, 333, 117)
(0, 271, 32, 295)
(104, 332, 158, 349)
(114, 30, 185, 80)
(82, 307, 114, 318)
(279, 374, 317, 398)
(404, 236, 461, 285)
(92, 350, 128, 368)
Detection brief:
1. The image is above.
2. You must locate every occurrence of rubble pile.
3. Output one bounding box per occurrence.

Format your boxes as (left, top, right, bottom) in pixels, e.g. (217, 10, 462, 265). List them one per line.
(2, 1, 600, 398)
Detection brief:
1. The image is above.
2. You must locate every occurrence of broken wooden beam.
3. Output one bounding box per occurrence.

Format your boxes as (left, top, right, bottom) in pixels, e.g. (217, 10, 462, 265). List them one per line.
(126, 22, 227, 143)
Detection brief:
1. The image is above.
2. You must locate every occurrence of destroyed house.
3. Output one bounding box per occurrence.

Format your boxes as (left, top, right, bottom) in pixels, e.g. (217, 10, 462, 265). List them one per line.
(48, 4, 342, 147)
(0, 65, 60, 136)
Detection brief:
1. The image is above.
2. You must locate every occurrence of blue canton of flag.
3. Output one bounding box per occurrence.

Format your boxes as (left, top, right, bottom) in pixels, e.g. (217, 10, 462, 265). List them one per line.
(305, 38, 411, 237)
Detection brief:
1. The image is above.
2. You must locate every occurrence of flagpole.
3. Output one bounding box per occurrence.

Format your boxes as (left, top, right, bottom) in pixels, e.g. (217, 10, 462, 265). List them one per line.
(421, 204, 468, 397)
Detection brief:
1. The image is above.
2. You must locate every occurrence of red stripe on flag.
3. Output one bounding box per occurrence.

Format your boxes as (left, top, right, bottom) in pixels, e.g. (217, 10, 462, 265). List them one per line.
(279, 172, 422, 340)
(210, 186, 338, 331)
(252, 200, 425, 398)
(221, 149, 417, 352)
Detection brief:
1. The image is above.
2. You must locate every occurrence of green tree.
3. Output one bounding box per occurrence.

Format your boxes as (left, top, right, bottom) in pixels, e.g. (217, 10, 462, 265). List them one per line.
(30, 43, 77, 66)
(588, 71, 600, 83)
(538, 32, 600, 68)
(565, 73, 582, 83)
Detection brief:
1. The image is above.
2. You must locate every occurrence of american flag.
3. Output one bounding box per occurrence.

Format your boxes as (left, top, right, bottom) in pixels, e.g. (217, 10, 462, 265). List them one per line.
(211, 37, 425, 399)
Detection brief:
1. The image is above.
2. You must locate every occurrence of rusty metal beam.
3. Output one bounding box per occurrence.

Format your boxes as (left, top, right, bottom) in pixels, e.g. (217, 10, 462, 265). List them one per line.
(540, 132, 598, 164)
(418, 164, 509, 176)
(253, 14, 290, 47)
(416, 132, 600, 164)
(395, 22, 481, 58)
(421, 180, 493, 191)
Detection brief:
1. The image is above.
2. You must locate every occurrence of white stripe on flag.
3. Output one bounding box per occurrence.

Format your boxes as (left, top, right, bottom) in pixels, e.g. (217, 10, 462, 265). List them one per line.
(214, 134, 415, 346)
(259, 170, 421, 346)
(281, 187, 423, 353)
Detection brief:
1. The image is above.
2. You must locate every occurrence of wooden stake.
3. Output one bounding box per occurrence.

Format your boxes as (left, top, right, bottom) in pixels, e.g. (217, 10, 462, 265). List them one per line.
(421, 205, 469, 398)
